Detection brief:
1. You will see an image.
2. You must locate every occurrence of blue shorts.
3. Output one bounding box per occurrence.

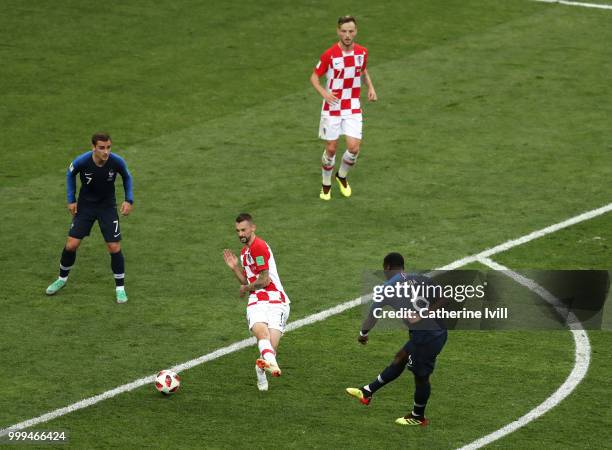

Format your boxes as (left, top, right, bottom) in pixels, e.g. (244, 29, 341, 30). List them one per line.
(69, 204, 121, 242)
(402, 332, 447, 377)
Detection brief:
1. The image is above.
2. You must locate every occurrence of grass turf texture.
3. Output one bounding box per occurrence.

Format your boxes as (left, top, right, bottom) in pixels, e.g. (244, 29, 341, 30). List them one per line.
(1, 0, 611, 447)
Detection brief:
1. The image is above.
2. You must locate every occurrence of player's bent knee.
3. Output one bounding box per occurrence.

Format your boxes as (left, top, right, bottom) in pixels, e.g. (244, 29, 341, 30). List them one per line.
(345, 136, 361, 153)
(65, 237, 81, 252)
(251, 323, 271, 340)
(106, 242, 121, 253)
(325, 141, 338, 154)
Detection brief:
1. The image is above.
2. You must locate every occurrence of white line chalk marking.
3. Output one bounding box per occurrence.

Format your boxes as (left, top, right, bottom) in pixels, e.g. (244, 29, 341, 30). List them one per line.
(533, 0, 612, 10)
(456, 257, 591, 449)
(1, 203, 609, 438)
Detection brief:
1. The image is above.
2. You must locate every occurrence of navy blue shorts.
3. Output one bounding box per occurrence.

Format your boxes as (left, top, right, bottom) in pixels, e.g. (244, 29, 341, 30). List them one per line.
(69, 204, 121, 242)
(402, 332, 447, 377)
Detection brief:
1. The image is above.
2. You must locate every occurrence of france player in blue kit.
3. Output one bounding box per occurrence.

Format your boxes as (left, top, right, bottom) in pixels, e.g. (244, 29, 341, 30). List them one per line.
(346, 252, 448, 427)
(46, 133, 134, 303)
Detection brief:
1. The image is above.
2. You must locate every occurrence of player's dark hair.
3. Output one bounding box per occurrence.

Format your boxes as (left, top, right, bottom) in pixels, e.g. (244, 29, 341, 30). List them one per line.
(235, 213, 253, 223)
(337, 15, 357, 27)
(91, 132, 111, 145)
(383, 252, 405, 270)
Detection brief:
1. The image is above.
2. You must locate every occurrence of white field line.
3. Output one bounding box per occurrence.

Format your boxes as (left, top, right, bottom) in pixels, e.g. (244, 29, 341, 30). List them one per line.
(533, 0, 612, 10)
(440, 202, 612, 271)
(457, 257, 591, 450)
(0, 202, 610, 437)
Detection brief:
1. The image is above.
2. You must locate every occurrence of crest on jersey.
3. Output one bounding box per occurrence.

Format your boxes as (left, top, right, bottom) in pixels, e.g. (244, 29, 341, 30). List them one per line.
(107, 169, 115, 181)
(256, 256, 265, 266)
(356, 55, 363, 66)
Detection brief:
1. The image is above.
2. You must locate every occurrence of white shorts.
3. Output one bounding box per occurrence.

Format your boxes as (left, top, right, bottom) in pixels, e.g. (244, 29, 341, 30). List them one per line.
(319, 114, 363, 141)
(246, 302, 290, 333)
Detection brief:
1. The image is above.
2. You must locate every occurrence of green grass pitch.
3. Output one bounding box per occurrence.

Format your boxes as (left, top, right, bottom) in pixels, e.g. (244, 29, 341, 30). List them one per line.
(1, 0, 611, 448)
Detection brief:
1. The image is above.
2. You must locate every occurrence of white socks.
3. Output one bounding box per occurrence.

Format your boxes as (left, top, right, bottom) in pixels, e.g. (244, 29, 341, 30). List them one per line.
(321, 151, 336, 186)
(258, 339, 277, 365)
(338, 149, 358, 178)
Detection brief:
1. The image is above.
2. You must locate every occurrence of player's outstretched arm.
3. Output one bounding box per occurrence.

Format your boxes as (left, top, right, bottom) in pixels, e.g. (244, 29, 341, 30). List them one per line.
(223, 249, 247, 285)
(363, 69, 377, 102)
(357, 296, 384, 343)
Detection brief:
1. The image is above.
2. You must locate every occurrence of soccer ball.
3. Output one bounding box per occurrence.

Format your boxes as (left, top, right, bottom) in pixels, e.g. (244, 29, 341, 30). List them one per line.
(155, 370, 180, 395)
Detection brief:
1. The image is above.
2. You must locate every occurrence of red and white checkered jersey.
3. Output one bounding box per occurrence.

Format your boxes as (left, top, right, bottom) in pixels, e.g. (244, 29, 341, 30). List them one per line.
(314, 43, 368, 117)
(241, 236, 290, 307)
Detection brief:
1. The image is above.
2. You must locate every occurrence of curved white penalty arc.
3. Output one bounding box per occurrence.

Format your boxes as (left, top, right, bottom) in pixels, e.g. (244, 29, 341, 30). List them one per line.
(0, 203, 606, 438)
(457, 258, 592, 450)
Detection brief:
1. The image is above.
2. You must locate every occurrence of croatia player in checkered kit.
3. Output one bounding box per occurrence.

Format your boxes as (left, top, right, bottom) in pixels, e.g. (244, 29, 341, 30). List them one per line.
(223, 213, 290, 391)
(310, 15, 377, 201)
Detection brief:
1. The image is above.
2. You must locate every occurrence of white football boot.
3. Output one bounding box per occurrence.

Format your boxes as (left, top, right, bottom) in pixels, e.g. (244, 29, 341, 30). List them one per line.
(255, 365, 268, 391)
